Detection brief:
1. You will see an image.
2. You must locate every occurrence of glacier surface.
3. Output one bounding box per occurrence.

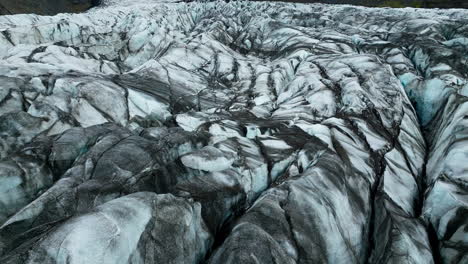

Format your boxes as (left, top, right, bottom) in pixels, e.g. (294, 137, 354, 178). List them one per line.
(0, 0, 467, 263)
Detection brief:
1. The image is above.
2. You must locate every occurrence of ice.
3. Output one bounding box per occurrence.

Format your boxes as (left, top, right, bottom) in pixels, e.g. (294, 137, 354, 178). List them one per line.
(175, 112, 211, 131)
(260, 138, 292, 150)
(181, 146, 235, 172)
(127, 88, 171, 122)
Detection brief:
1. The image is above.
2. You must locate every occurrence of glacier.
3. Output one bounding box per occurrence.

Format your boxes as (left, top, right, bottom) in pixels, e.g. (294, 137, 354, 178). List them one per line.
(0, 0, 467, 263)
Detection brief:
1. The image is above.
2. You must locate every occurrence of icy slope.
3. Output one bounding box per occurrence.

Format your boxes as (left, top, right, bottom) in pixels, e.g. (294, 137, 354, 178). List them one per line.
(0, 1, 467, 263)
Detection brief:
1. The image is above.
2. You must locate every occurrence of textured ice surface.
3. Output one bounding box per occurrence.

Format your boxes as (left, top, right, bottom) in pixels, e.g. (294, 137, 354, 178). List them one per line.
(0, 1, 467, 263)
